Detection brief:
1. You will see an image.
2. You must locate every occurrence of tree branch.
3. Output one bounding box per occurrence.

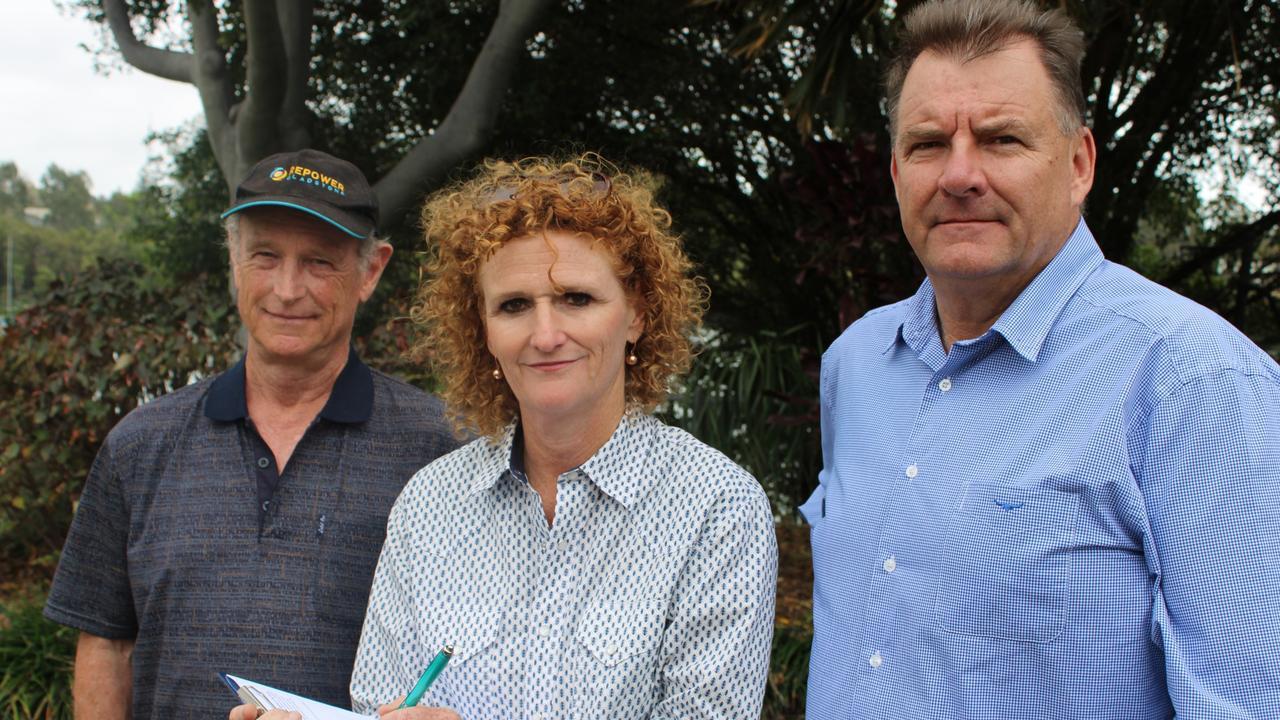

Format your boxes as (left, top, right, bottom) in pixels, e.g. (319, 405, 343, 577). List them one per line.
(186, 0, 236, 193)
(238, 0, 289, 169)
(103, 0, 194, 83)
(374, 0, 557, 229)
(276, 0, 315, 150)
(1163, 210, 1280, 286)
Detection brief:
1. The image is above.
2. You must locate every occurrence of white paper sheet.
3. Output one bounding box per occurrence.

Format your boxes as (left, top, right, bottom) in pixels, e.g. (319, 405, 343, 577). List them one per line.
(223, 674, 368, 720)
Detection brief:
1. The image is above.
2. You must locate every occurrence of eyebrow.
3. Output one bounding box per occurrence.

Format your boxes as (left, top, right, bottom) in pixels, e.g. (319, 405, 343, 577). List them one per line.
(972, 117, 1033, 136)
(898, 126, 947, 146)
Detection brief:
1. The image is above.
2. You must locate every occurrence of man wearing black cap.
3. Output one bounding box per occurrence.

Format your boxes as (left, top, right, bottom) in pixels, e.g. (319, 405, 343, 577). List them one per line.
(44, 149, 457, 719)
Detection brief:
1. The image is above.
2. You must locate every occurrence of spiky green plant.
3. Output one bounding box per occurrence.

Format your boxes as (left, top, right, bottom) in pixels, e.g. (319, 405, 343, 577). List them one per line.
(762, 623, 812, 718)
(0, 594, 76, 720)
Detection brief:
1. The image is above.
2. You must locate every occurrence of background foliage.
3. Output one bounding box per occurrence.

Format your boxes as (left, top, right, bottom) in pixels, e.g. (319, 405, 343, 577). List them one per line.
(0, 263, 238, 568)
(0, 592, 76, 720)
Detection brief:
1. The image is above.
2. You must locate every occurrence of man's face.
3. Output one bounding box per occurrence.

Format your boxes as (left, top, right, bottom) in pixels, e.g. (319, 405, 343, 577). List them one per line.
(890, 38, 1095, 296)
(231, 207, 389, 368)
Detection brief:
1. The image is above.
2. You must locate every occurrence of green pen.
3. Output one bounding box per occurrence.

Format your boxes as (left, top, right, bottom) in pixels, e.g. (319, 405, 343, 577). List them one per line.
(399, 644, 454, 709)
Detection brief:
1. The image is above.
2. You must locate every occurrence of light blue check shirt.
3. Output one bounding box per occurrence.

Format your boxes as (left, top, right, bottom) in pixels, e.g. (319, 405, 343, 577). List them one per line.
(803, 220, 1280, 719)
(351, 412, 777, 719)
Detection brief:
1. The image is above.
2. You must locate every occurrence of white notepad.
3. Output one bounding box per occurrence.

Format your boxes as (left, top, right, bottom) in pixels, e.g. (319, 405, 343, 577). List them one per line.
(221, 673, 367, 720)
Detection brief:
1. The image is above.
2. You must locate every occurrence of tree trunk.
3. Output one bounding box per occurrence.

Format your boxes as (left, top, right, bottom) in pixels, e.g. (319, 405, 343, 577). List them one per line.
(102, 0, 555, 225)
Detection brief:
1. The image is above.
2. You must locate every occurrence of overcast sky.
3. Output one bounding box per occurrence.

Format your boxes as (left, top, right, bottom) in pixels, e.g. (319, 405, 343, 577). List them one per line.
(1, 1, 203, 197)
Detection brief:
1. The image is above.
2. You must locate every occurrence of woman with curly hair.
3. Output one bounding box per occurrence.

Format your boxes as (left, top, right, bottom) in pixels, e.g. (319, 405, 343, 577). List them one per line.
(348, 153, 778, 719)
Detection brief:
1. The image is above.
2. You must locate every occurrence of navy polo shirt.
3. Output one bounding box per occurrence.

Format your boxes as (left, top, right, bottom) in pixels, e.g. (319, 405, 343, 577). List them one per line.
(45, 348, 456, 719)
(205, 348, 377, 520)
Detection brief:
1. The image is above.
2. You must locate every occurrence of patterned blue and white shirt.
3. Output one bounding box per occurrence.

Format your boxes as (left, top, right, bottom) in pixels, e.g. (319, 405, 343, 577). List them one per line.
(803, 220, 1280, 719)
(351, 412, 778, 719)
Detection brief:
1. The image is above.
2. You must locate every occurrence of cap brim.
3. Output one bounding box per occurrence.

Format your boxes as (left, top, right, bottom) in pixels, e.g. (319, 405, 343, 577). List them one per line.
(220, 199, 371, 239)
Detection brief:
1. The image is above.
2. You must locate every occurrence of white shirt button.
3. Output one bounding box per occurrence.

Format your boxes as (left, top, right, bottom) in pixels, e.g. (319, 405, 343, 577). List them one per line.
(869, 651, 883, 668)
(939, 377, 952, 392)
(606, 643, 619, 656)
(556, 539, 569, 551)
(883, 555, 897, 573)
(537, 625, 551, 638)
(905, 464, 918, 479)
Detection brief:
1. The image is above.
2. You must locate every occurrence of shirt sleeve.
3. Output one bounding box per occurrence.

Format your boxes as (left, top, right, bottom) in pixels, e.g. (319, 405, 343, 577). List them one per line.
(43, 433, 138, 639)
(1132, 368, 1280, 717)
(800, 348, 838, 525)
(349, 503, 432, 715)
(650, 482, 778, 719)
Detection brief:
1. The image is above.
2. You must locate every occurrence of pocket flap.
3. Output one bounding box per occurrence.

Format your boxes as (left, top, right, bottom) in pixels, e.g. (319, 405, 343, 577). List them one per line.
(958, 483, 1079, 537)
(574, 599, 666, 667)
(411, 603, 502, 665)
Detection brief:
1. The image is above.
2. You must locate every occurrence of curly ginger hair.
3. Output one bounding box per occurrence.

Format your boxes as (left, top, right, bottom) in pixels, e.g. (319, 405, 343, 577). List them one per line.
(410, 153, 709, 438)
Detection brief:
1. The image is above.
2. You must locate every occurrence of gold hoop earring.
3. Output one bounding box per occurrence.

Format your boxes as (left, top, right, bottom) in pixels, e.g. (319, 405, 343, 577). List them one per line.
(492, 366, 503, 380)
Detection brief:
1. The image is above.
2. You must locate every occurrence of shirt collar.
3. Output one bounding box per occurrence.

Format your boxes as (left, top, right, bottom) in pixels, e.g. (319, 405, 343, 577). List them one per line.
(467, 412, 660, 509)
(890, 218, 1104, 362)
(204, 345, 373, 424)
(989, 218, 1104, 361)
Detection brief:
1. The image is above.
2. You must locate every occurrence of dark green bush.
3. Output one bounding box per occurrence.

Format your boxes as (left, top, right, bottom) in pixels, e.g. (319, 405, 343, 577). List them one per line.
(762, 623, 812, 718)
(0, 261, 239, 568)
(665, 328, 822, 519)
(0, 591, 76, 720)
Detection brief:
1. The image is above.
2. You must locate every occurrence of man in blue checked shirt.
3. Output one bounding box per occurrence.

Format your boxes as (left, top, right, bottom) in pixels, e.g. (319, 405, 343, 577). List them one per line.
(801, 0, 1280, 718)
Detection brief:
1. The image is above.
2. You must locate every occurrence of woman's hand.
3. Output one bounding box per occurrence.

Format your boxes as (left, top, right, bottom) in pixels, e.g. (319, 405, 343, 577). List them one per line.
(228, 705, 299, 720)
(375, 696, 461, 719)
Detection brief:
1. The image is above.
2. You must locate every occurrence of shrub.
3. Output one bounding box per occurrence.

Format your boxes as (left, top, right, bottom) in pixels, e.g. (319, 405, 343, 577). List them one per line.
(763, 623, 812, 718)
(0, 261, 239, 569)
(665, 328, 822, 519)
(0, 591, 76, 720)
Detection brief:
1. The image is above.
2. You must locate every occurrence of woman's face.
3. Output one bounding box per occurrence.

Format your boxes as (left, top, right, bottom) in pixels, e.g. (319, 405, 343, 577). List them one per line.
(477, 230, 643, 430)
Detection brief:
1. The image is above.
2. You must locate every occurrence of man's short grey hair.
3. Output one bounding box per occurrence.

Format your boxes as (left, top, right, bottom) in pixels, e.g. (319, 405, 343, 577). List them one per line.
(223, 212, 388, 270)
(884, 0, 1088, 140)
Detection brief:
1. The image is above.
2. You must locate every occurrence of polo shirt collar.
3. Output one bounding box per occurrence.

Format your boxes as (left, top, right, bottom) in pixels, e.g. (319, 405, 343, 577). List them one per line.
(204, 345, 373, 423)
(468, 412, 660, 509)
(890, 218, 1104, 362)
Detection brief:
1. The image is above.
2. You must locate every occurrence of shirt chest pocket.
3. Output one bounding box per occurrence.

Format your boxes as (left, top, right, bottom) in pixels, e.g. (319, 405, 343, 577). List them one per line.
(934, 482, 1080, 643)
(313, 501, 394, 625)
(570, 598, 666, 716)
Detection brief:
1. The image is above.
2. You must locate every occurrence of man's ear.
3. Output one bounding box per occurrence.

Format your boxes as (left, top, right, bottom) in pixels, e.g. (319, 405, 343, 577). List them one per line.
(1070, 127, 1097, 208)
(359, 243, 394, 302)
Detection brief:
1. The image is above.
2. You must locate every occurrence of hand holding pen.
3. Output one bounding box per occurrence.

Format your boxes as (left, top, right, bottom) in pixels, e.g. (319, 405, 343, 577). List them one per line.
(376, 645, 457, 719)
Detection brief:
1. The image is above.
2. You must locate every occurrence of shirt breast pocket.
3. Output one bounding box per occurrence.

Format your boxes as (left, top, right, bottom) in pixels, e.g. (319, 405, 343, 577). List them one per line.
(570, 598, 665, 716)
(314, 505, 391, 625)
(934, 482, 1079, 643)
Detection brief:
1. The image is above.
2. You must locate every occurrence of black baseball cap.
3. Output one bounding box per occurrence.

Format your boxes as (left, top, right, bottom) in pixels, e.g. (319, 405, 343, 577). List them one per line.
(221, 148, 379, 239)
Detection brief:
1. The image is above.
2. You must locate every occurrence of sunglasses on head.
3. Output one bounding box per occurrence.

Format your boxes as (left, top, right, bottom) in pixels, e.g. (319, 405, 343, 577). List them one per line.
(487, 171, 611, 204)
